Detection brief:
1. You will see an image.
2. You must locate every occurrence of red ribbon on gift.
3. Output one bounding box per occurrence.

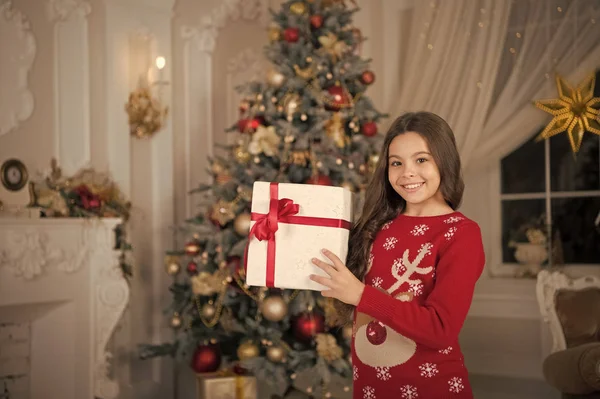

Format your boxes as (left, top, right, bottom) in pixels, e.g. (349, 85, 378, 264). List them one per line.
(248, 182, 351, 287)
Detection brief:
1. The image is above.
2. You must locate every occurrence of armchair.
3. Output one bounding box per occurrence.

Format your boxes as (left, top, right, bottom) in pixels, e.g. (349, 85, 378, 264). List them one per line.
(536, 270, 600, 398)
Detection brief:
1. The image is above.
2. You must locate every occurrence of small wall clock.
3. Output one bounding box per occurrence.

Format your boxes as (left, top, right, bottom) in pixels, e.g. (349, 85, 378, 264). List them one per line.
(1, 158, 29, 191)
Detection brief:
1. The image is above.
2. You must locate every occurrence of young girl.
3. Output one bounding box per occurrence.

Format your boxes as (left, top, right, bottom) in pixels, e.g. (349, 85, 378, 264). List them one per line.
(310, 111, 484, 398)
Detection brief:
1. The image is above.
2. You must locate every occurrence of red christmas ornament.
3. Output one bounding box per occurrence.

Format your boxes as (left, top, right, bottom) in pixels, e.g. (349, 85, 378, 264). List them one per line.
(186, 261, 198, 275)
(185, 240, 201, 256)
(361, 121, 378, 137)
(191, 344, 221, 373)
(293, 312, 325, 341)
(366, 321, 387, 345)
(325, 85, 351, 111)
(237, 118, 261, 133)
(239, 100, 250, 114)
(284, 27, 299, 42)
(360, 70, 376, 85)
(310, 15, 323, 29)
(305, 174, 333, 186)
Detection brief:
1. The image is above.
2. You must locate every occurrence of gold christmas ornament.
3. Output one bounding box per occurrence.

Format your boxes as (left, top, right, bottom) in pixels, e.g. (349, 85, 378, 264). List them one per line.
(293, 64, 315, 80)
(210, 199, 236, 226)
(326, 113, 350, 148)
(290, 2, 307, 15)
(260, 295, 288, 322)
(268, 26, 280, 42)
(237, 341, 260, 360)
(266, 345, 285, 362)
(211, 161, 225, 175)
(191, 271, 220, 296)
(237, 185, 253, 202)
(233, 146, 251, 164)
(267, 69, 286, 87)
(340, 181, 355, 192)
(234, 212, 252, 236)
(170, 312, 182, 329)
(165, 261, 180, 276)
(201, 303, 216, 319)
(315, 333, 343, 363)
(289, 150, 311, 166)
(534, 73, 600, 153)
(318, 32, 348, 61)
(282, 93, 301, 117)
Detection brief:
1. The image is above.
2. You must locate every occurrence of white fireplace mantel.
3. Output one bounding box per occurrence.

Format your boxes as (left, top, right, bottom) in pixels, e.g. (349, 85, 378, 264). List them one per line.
(0, 217, 130, 399)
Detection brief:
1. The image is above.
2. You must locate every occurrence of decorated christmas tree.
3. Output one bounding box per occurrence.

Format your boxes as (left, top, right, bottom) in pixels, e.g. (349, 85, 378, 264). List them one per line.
(141, 0, 385, 397)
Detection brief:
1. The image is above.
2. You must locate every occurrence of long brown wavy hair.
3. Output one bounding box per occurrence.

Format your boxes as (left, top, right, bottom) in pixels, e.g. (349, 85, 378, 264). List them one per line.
(334, 111, 465, 324)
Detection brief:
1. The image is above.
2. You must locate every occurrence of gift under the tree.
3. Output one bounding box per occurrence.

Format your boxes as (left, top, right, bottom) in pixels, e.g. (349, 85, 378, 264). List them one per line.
(196, 370, 257, 399)
(246, 181, 352, 291)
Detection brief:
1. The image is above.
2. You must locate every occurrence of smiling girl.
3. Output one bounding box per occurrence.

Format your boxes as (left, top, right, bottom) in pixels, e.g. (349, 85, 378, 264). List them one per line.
(310, 112, 485, 398)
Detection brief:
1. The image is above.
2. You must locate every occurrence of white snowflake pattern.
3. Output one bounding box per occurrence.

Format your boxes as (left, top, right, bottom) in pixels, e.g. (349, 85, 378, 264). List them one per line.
(400, 385, 418, 399)
(383, 237, 398, 250)
(439, 346, 453, 355)
(363, 386, 376, 399)
(419, 242, 433, 256)
(444, 216, 464, 224)
(409, 281, 424, 296)
(419, 362, 439, 378)
(444, 227, 457, 240)
(353, 365, 359, 381)
(382, 221, 392, 230)
(376, 367, 391, 381)
(448, 377, 464, 393)
(371, 276, 383, 288)
(410, 224, 429, 236)
(392, 258, 406, 274)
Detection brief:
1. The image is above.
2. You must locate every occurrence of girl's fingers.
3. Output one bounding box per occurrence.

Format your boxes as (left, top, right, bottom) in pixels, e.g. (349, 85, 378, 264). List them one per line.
(309, 274, 333, 287)
(312, 257, 337, 274)
(321, 249, 344, 269)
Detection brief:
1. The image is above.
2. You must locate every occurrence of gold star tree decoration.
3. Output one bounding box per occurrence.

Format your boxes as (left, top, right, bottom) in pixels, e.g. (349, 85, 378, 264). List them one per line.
(534, 73, 600, 153)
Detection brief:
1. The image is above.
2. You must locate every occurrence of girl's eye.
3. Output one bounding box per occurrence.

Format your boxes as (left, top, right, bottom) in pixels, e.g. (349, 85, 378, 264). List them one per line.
(390, 161, 401, 167)
(416, 158, 428, 164)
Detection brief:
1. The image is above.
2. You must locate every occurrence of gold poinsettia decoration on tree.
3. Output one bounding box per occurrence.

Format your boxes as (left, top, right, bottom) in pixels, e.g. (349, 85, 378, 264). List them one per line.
(318, 32, 348, 61)
(534, 73, 600, 153)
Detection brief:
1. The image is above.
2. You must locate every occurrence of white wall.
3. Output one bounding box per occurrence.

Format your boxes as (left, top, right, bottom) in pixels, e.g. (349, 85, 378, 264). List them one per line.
(0, 0, 174, 398)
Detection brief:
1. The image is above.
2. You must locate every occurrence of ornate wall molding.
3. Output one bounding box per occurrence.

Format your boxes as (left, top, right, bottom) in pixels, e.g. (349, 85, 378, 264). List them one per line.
(45, 0, 92, 175)
(182, 0, 269, 53)
(46, 0, 91, 22)
(179, 0, 268, 217)
(0, 1, 36, 136)
(0, 229, 90, 279)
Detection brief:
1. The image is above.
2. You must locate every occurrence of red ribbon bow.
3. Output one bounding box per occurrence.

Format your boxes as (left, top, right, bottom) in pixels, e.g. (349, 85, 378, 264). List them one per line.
(249, 197, 299, 241)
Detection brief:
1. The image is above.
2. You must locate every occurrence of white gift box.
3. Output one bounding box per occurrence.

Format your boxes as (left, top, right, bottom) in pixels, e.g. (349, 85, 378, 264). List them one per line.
(245, 181, 353, 291)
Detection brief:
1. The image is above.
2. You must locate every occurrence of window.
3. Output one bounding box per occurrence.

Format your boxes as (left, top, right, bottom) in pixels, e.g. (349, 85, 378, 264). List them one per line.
(500, 71, 600, 266)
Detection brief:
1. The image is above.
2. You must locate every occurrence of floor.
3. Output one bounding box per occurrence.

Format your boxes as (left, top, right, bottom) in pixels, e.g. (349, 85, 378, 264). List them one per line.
(470, 374, 561, 399)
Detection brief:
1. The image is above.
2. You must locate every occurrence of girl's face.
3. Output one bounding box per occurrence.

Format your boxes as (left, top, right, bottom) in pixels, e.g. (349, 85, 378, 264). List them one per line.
(387, 131, 446, 214)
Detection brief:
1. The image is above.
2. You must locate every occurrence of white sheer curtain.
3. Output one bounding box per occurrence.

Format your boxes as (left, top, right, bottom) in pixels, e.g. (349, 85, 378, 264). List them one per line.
(385, 0, 600, 171)
(470, 0, 600, 170)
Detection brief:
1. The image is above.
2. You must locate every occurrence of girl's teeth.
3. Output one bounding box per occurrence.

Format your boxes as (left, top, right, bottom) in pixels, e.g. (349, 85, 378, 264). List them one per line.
(404, 183, 422, 189)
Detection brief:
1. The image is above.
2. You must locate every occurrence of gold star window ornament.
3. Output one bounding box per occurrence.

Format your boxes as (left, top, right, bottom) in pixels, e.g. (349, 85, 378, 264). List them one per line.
(533, 73, 600, 153)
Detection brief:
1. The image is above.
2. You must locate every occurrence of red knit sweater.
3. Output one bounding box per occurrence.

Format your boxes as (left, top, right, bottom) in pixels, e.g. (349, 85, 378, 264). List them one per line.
(351, 212, 484, 399)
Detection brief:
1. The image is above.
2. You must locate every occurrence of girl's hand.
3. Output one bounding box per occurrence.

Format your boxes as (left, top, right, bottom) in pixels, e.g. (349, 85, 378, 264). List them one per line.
(309, 249, 365, 306)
